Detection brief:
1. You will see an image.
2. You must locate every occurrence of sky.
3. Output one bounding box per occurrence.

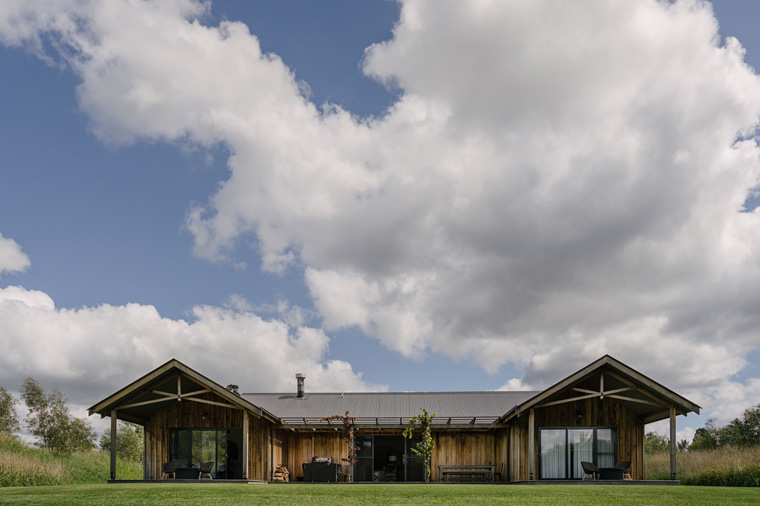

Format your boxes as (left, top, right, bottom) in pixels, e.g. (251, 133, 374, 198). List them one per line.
(1, 0, 760, 442)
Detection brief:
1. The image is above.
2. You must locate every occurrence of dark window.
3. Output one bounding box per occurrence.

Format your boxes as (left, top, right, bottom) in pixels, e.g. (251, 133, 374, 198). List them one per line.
(169, 429, 228, 478)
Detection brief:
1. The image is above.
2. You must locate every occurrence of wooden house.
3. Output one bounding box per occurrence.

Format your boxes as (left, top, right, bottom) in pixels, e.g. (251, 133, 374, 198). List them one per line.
(88, 354, 699, 482)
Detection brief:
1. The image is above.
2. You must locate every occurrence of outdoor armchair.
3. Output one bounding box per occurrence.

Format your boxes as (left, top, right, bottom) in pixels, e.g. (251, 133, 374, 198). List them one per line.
(581, 461, 599, 480)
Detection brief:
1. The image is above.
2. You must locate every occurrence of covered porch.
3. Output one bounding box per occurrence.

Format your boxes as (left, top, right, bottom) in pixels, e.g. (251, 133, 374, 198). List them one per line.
(500, 355, 701, 482)
(88, 359, 278, 481)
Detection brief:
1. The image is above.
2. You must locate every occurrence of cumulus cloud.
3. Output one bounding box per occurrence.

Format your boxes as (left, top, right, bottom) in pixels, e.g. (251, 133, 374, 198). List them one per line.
(0, 285, 380, 407)
(2, 0, 760, 424)
(0, 233, 30, 275)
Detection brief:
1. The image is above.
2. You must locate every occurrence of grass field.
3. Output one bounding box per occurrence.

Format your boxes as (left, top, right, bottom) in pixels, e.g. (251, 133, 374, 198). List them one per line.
(0, 483, 759, 505)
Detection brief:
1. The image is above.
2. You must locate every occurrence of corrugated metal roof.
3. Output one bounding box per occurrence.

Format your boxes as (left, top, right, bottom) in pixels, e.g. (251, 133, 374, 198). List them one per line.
(243, 391, 539, 428)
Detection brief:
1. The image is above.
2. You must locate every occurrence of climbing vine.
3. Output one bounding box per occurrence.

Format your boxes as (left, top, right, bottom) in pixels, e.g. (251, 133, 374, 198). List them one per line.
(403, 407, 437, 482)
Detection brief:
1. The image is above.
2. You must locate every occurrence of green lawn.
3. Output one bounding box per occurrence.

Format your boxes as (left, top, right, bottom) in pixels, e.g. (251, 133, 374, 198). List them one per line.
(0, 483, 758, 505)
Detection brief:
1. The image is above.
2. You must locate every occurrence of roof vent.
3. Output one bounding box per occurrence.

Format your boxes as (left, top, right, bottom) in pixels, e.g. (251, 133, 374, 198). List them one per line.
(296, 373, 305, 398)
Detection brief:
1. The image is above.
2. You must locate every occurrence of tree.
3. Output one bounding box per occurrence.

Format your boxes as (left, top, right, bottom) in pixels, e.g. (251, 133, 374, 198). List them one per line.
(690, 407, 760, 451)
(403, 408, 437, 483)
(20, 377, 96, 454)
(644, 431, 669, 454)
(100, 421, 144, 461)
(321, 410, 359, 482)
(690, 420, 720, 451)
(0, 386, 19, 433)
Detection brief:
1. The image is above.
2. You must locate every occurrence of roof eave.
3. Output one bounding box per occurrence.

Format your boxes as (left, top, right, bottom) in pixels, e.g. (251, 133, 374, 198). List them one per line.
(88, 358, 278, 423)
(504, 355, 701, 419)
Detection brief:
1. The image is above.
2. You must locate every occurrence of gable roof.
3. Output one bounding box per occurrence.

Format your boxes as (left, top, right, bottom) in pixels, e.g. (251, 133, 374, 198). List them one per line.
(89, 355, 699, 428)
(88, 358, 278, 424)
(245, 390, 538, 429)
(500, 354, 701, 424)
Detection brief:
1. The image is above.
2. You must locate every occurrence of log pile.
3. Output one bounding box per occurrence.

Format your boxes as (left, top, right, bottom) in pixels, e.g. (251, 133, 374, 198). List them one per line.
(273, 465, 290, 482)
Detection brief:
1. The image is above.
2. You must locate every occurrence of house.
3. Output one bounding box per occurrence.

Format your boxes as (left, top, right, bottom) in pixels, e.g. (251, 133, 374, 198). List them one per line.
(88, 354, 699, 482)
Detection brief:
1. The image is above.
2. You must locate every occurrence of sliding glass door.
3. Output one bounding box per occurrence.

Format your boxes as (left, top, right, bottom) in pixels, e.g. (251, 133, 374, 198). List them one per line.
(539, 428, 616, 479)
(169, 428, 242, 479)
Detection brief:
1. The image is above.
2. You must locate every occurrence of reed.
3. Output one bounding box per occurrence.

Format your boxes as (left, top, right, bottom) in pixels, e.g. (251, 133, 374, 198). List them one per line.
(0, 433, 141, 487)
(646, 445, 760, 485)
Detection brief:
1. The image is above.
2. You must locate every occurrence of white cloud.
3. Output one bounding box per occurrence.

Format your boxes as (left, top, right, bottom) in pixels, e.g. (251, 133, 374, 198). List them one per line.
(0, 285, 381, 409)
(0, 233, 30, 275)
(2, 0, 760, 424)
(497, 378, 534, 392)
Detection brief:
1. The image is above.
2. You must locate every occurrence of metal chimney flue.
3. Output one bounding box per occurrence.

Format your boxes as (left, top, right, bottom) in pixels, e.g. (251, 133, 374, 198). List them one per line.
(296, 373, 305, 398)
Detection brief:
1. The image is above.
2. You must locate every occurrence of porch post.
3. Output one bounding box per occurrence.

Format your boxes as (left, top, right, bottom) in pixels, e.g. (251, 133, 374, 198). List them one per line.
(528, 408, 535, 481)
(243, 410, 250, 480)
(669, 405, 677, 480)
(110, 409, 117, 480)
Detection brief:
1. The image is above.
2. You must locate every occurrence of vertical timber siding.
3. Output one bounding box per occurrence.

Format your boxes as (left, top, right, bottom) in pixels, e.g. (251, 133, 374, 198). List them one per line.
(431, 431, 503, 482)
(506, 398, 644, 481)
(143, 394, 273, 480)
(281, 431, 345, 480)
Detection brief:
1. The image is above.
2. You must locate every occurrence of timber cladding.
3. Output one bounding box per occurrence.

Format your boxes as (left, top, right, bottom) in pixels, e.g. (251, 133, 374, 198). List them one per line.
(142, 393, 276, 480)
(274, 429, 510, 482)
(279, 431, 346, 479)
(506, 397, 644, 481)
(431, 431, 505, 482)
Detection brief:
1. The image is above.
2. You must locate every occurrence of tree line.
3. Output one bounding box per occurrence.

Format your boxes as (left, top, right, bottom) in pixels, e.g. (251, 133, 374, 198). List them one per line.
(0, 379, 142, 460)
(645, 405, 760, 453)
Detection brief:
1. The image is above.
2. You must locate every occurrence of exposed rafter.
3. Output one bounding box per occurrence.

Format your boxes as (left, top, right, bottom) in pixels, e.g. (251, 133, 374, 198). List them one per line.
(536, 370, 666, 410)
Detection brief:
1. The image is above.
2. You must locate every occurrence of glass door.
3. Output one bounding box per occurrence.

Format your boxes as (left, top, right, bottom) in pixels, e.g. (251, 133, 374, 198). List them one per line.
(568, 429, 593, 479)
(404, 436, 425, 482)
(539, 428, 616, 479)
(540, 429, 566, 479)
(354, 436, 374, 482)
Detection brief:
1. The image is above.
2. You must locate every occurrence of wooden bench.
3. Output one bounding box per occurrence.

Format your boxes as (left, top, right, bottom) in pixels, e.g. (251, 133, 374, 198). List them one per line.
(438, 465, 494, 482)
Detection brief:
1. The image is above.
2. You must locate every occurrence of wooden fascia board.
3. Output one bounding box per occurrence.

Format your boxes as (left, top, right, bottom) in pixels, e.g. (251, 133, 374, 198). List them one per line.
(88, 358, 278, 424)
(502, 355, 700, 421)
(506, 356, 610, 419)
(602, 358, 701, 415)
(87, 358, 183, 416)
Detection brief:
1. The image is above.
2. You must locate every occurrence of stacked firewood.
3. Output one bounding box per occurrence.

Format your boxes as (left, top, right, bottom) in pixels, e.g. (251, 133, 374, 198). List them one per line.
(273, 465, 290, 482)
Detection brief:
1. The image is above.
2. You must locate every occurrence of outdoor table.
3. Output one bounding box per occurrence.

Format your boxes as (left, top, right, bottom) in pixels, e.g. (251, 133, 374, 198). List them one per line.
(174, 467, 200, 479)
(598, 467, 624, 480)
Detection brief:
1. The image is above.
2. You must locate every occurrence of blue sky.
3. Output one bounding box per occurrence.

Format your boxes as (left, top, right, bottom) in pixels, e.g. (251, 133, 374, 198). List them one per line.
(1, 1, 760, 441)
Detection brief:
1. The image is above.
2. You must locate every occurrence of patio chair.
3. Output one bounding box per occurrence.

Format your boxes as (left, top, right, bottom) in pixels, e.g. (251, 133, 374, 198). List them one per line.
(615, 461, 632, 480)
(161, 461, 176, 480)
(581, 461, 599, 480)
(199, 461, 214, 479)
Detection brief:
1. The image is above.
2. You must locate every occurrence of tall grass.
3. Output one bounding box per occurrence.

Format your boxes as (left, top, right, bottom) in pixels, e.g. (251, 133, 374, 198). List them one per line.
(0, 433, 142, 487)
(646, 446, 760, 485)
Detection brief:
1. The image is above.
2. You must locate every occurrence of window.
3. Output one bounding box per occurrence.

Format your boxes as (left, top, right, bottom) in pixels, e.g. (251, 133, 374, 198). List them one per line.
(169, 429, 228, 477)
(539, 428, 616, 479)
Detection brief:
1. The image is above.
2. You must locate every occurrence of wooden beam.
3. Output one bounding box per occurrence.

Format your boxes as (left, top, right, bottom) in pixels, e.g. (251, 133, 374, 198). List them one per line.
(110, 410, 117, 480)
(243, 410, 249, 480)
(528, 408, 535, 481)
(606, 394, 666, 407)
(670, 405, 677, 480)
(572, 386, 632, 396)
(118, 396, 176, 410)
(537, 391, 601, 408)
(151, 389, 178, 398)
(184, 397, 238, 409)
(179, 388, 212, 399)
